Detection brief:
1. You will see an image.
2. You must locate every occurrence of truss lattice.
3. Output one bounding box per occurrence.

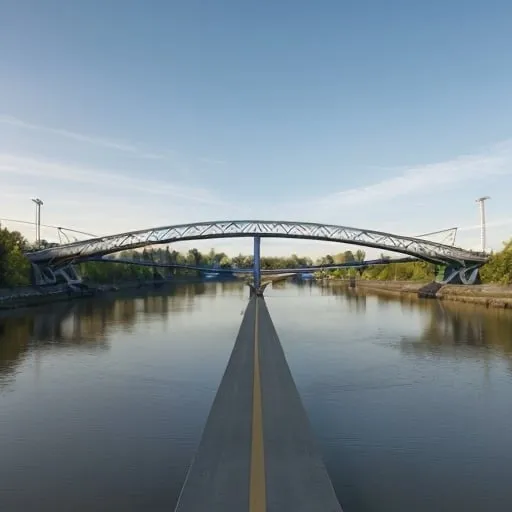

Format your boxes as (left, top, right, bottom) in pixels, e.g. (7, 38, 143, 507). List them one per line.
(27, 220, 487, 266)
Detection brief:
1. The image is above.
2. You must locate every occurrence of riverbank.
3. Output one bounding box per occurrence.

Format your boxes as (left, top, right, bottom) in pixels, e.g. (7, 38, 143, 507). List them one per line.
(354, 280, 426, 295)
(0, 277, 229, 311)
(4, 277, 512, 311)
(0, 284, 94, 310)
(352, 280, 512, 309)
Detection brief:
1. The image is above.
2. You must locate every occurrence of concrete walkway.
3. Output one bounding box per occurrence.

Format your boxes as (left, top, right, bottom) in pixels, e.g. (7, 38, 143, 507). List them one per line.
(175, 296, 342, 512)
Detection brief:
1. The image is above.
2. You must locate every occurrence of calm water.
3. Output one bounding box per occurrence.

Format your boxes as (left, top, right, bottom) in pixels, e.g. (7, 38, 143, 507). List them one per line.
(1, 281, 512, 511)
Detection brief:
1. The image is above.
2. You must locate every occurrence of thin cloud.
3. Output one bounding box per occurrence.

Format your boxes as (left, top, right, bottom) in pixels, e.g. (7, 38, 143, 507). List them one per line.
(314, 140, 512, 211)
(0, 153, 227, 206)
(458, 217, 512, 232)
(0, 114, 171, 160)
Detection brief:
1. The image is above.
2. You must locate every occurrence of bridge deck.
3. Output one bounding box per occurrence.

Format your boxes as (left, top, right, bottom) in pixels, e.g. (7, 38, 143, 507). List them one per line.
(174, 297, 342, 512)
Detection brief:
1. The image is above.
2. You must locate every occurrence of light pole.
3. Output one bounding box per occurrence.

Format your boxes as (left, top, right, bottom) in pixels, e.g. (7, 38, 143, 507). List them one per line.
(475, 196, 490, 253)
(31, 198, 43, 247)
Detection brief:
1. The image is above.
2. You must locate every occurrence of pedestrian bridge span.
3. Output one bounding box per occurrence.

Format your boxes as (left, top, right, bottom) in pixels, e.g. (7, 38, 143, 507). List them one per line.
(27, 220, 486, 267)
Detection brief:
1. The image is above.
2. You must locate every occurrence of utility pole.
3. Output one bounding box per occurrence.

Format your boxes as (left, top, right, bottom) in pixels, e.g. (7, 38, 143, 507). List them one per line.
(475, 196, 490, 253)
(31, 198, 43, 247)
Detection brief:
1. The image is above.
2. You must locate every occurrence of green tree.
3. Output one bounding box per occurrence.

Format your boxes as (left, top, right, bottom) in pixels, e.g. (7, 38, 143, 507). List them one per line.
(355, 249, 366, 262)
(219, 255, 231, 268)
(343, 251, 355, 263)
(480, 240, 512, 284)
(188, 248, 202, 267)
(0, 225, 31, 287)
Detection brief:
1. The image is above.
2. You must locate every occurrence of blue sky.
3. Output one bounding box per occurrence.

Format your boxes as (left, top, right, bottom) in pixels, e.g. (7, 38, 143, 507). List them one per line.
(1, 0, 511, 256)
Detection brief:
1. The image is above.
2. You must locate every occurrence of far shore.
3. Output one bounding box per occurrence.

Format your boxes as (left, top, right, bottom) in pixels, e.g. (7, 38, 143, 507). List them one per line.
(2, 277, 512, 311)
(0, 277, 221, 311)
(331, 279, 512, 309)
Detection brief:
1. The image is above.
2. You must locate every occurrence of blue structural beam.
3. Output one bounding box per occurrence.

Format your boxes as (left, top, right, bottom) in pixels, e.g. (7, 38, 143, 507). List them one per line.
(84, 257, 235, 275)
(84, 255, 419, 275)
(254, 236, 261, 290)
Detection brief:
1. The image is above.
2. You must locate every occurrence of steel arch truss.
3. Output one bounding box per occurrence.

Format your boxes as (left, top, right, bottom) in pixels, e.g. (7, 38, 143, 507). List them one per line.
(27, 220, 488, 267)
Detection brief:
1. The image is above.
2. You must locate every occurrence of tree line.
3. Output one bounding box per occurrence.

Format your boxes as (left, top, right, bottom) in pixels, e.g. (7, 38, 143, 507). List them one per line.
(479, 239, 512, 284)
(0, 225, 31, 287)
(1, 224, 511, 287)
(78, 247, 317, 284)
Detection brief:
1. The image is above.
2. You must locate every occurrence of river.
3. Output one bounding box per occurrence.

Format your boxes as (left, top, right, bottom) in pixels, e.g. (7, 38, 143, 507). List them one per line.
(1, 281, 511, 511)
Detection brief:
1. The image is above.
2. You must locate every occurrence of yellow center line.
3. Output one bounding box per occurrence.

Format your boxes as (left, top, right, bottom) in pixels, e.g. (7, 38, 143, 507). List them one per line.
(249, 298, 266, 512)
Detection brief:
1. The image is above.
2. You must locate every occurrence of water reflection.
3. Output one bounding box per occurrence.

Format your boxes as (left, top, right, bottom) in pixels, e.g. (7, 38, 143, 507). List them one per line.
(400, 298, 512, 363)
(326, 282, 512, 364)
(328, 284, 367, 313)
(1, 281, 512, 512)
(0, 282, 243, 387)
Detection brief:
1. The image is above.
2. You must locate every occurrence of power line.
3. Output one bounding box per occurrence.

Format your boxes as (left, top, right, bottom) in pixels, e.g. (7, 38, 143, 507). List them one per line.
(0, 217, 98, 238)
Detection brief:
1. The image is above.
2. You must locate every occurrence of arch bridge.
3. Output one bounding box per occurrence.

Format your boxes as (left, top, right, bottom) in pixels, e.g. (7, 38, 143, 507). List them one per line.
(25, 220, 488, 288)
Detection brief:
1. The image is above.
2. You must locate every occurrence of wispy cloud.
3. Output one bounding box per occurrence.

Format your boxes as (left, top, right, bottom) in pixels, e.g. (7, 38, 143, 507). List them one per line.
(2, 131, 511, 253)
(0, 153, 226, 206)
(0, 114, 171, 160)
(313, 140, 512, 211)
(458, 217, 512, 232)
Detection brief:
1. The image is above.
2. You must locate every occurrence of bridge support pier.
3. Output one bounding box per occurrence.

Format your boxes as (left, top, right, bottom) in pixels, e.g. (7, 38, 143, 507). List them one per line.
(442, 265, 481, 285)
(253, 235, 262, 293)
(248, 282, 269, 297)
(30, 263, 83, 287)
(31, 263, 57, 286)
(55, 264, 83, 286)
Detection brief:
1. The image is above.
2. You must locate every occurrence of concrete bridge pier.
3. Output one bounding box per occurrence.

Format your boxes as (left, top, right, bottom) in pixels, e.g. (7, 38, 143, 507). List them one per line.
(441, 264, 482, 285)
(30, 262, 83, 287)
(248, 282, 270, 298)
(55, 264, 83, 286)
(30, 263, 57, 286)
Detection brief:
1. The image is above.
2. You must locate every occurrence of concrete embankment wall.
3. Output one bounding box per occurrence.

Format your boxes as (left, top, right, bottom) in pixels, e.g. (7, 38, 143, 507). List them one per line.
(437, 284, 512, 309)
(0, 280, 158, 310)
(0, 284, 91, 310)
(354, 280, 426, 295)
(0, 277, 231, 311)
(353, 280, 512, 309)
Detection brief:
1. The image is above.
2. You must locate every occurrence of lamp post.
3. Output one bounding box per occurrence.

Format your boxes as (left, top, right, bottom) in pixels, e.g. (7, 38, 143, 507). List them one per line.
(31, 198, 43, 247)
(475, 196, 490, 253)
